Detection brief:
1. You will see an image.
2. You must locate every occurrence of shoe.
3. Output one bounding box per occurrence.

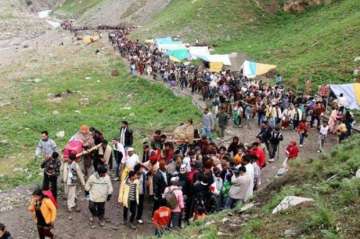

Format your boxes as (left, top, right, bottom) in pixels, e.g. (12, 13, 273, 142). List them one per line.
(268, 158, 274, 163)
(300, 144, 303, 148)
(89, 217, 94, 223)
(75, 206, 81, 212)
(317, 150, 322, 153)
(129, 223, 137, 230)
(137, 219, 144, 224)
(99, 220, 105, 227)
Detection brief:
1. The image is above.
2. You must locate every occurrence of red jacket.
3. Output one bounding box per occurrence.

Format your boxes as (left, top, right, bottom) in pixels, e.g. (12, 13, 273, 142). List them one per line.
(250, 147, 266, 169)
(152, 206, 171, 228)
(297, 122, 308, 134)
(286, 144, 299, 159)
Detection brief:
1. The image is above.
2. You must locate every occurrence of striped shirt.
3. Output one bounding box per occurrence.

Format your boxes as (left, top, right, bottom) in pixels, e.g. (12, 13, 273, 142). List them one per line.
(128, 180, 137, 201)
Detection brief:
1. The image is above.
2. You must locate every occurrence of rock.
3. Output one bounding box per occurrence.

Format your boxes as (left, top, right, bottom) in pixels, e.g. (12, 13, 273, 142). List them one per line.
(79, 97, 89, 106)
(272, 196, 314, 214)
(354, 56, 360, 62)
(222, 217, 230, 224)
(129, 112, 135, 117)
(56, 131, 65, 138)
(13, 167, 24, 172)
(277, 167, 288, 176)
(356, 168, 360, 178)
(52, 110, 59, 115)
(239, 202, 255, 212)
(74, 110, 81, 114)
(284, 229, 297, 237)
(111, 69, 119, 76)
(0, 139, 8, 145)
(33, 78, 42, 83)
(85, 76, 91, 80)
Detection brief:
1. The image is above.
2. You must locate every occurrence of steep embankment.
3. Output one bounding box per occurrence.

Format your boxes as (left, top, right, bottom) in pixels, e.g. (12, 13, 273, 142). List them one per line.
(160, 136, 360, 239)
(55, 0, 171, 25)
(134, 0, 360, 88)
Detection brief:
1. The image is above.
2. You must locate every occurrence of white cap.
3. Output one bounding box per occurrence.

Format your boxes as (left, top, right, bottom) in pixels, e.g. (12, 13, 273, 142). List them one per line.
(127, 147, 134, 152)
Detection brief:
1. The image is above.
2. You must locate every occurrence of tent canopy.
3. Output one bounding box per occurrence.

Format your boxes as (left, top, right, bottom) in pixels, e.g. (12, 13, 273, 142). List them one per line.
(189, 47, 210, 60)
(229, 53, 249, 72)
(155, 37, 173, 46)
(167, 48, 190, 61)
(329, 83, 360, 110)
(200, 54, 231, 66)
(242, 60, 276, 78)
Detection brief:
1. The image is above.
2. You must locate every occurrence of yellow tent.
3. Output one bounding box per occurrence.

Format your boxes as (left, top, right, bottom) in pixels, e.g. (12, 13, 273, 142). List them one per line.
(209, 62, 223, 73)
(256, 63, 277, 76)
(169, 56, 181, 62)
(82, 33, 100, 44)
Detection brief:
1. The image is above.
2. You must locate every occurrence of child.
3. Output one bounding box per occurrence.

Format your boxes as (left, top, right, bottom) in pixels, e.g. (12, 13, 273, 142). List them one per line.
(318, 121, 329, 153)
(297, 119, 308, 147)
(152, 201, 171, 237)
(119, 170, 139, 230)
(63, 154, 85, 213)
(193, 206, 206, 221)
(283, 141, 299, 169)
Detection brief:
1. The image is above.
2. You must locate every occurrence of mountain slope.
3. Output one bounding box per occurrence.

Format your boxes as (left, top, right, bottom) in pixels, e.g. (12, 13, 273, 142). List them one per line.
(134, 0, 360, 87)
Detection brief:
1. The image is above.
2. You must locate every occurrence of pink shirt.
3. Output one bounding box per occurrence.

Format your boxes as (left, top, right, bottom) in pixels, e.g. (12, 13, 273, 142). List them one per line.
(163, 186, 184, 213)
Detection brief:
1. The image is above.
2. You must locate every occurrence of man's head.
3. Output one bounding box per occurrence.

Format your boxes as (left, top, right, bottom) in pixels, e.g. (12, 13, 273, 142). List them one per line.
(80, 125, 90, 134)
(128, 170, 137, 181)
(52, 152, 59, 160)
(127, 147, 134, 156)
(238, 165, 246, 175)
(41, 131, 49, 141)
(69, 153, 77, 161)
(122, 121, 129, 128)
(159, 159, 166, 171)
(97, 165, 107, 177)
(32, 188, 44, 201)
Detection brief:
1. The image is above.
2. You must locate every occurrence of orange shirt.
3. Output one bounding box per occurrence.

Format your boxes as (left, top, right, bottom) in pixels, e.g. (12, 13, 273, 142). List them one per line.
(152, 206, 171, 227)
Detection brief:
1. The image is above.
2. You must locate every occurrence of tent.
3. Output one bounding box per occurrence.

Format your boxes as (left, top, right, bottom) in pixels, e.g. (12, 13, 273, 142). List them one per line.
(82, 33, 100, 44)
(200, 54, 231, 66)
(189, 46, 210, 60)
(242, 60, 276, 78)
(167, 48, 190, 61)
(155, 37, 173, 46)
(329, 83, 360, 109)
(209, 62, 223, 73)
(158, 42, 186, 51)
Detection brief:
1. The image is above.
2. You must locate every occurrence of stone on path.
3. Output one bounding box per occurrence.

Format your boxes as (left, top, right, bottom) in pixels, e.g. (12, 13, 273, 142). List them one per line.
(272, 196, 314, 214)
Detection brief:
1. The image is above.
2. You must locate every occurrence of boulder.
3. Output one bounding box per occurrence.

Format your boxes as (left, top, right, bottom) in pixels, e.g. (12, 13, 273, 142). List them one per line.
(272, 196, 314, 214)
(56, 131, 65, 139)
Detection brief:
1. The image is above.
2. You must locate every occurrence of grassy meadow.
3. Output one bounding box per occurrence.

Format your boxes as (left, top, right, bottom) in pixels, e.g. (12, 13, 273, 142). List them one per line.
(0, 50, 200, 190)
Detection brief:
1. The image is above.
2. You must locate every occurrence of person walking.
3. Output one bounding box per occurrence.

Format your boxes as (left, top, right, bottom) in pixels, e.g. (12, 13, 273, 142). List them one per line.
(268, 126, 283, 162)
(217, 107, 229, 138)
(119, 121, 133, 148)
(0, 223, 13, 239)
(119, 170, 139, 229)
(85, 165, 113, 227)
(225, 166, 251, 209)
(28, 189, 57, 239)
(35, 131, 57, 160)
(163, 176, 184, 228)
(202, 108, 214, 139)
(41, 152, 61, 199)
(153, 160, 170, 213)
(63, 154, 86, 213)
(297, 119, 308, 147)
(318, 121, 329, 153)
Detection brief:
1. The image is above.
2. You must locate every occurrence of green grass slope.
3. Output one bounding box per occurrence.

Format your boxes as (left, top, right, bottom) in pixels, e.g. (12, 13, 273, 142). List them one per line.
(159, 136, 360, 239)
(0, 52, 200, 190)
(134, 0, 360, 87)
(56, 0, 105, 17)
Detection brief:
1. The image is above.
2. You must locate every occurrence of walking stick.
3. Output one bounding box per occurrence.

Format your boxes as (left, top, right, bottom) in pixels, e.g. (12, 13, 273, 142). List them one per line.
(277, 141, 281, 161)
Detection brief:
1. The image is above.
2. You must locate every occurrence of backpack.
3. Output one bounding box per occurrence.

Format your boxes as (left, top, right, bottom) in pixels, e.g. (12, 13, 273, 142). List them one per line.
(43, 190, 58, 208)
(164, 188, 178, 210)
